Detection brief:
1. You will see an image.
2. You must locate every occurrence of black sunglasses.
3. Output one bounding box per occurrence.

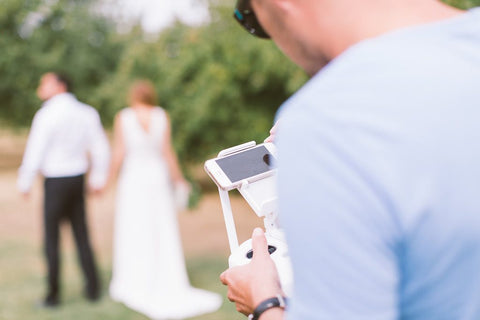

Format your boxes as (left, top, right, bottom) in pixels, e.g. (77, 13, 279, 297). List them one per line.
(233, 0, 270, 39)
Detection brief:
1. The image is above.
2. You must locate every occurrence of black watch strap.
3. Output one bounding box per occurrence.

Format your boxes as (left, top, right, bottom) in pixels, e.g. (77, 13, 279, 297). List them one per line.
(248, 295, 287, 320)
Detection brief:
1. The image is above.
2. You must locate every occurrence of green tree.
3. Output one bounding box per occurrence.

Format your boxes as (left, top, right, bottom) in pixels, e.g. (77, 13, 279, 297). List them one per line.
(95, 4, 307, 163)
(0, 0, 122, 125)
(444, 0, 480, 9)
(92, 0, 480, 163)
(1, 0, 479, 163)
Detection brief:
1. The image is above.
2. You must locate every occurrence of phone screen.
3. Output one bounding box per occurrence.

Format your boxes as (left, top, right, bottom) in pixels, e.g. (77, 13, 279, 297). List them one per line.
(215, 145, 275, 183)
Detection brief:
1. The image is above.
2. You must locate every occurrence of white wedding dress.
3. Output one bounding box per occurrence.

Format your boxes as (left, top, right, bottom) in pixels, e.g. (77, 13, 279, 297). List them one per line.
(109, 107, 222, 319)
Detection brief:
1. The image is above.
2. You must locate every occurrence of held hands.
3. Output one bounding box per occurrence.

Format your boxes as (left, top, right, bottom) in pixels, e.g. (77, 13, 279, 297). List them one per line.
(87, 182, 106, 196)
(20, 191, 30, 200)
(88, 186, 104, 196)
(220, 228, 283, 315)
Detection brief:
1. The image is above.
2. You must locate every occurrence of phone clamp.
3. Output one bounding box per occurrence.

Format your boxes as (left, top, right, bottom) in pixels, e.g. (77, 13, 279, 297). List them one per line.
(213, 142, 293, 296)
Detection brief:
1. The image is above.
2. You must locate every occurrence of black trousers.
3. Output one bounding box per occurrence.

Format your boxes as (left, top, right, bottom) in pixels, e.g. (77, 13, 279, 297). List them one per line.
(43, 175, 99, 299)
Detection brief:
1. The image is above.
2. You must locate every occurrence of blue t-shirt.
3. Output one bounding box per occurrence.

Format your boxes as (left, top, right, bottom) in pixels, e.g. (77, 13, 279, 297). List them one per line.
(276, 9, 480, 320)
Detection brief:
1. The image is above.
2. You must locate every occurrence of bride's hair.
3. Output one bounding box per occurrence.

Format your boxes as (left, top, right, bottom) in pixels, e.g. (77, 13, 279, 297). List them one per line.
(128, 79, 158, 106)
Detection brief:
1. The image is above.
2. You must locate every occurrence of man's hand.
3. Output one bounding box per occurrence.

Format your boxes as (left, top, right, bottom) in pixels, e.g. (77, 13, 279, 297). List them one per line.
(88, 185, 104, 196)
(20, 191, 30, 200)
(220, 228, 283, 315)
(264, 122, 279, 143)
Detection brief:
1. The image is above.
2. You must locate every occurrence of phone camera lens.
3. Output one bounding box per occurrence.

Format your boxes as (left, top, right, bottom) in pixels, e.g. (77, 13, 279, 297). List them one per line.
(263, 154, 271, 166)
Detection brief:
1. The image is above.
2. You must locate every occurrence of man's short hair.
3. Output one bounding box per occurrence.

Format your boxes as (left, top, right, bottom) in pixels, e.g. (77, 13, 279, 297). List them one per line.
(52, 72, 73, 93)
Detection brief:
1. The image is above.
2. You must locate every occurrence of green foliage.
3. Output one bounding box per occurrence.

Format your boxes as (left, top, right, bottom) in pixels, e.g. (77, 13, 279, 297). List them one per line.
(95, 5, 305, 162)
(443, 0, 480, 9)
(0, 0, 122, 125)
(0, 0, 40, 124)
(0, 0, 479, 164)
(0, 241, 242, 320)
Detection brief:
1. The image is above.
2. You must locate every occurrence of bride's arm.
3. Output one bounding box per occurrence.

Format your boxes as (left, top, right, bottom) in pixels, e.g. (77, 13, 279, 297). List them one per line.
(105, 112, 125, 189)
(162, 112, 187, 185)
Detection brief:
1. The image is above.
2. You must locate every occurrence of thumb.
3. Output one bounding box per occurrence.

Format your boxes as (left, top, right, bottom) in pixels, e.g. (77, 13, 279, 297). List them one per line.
(251, 228, 269, 260)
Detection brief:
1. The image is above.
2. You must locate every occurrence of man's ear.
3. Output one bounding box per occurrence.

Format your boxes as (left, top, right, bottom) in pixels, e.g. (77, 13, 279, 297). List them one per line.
(272, 0, 303, 20)
(58, 82, 68, 93)
(255, 0, 297, 16)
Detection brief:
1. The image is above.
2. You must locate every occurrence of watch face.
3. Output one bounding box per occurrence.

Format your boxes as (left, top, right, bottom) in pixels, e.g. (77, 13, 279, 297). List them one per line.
(251, 295, 286, 320)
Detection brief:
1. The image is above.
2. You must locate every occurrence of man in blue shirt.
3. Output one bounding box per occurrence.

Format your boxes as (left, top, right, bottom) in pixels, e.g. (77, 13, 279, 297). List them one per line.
(220, 1, 480, 319)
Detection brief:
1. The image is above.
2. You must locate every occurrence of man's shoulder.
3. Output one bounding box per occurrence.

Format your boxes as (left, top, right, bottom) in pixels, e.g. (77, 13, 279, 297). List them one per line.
(280, 12, 480, 116)
(73, 99, 100, 118)
(32, 98, 59, 121)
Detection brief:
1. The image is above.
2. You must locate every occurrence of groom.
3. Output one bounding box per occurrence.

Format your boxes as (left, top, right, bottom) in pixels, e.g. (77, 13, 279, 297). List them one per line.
(18, 72, 110, 306)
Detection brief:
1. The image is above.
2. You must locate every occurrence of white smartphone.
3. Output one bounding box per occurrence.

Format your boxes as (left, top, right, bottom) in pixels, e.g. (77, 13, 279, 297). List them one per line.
(204, 142, 277, 191)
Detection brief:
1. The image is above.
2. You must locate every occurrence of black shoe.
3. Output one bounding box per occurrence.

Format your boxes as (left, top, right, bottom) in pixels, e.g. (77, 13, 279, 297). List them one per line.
(85, 290, 101, 302)
(35, 297, 60, 309)
(85, 279, 101, 302)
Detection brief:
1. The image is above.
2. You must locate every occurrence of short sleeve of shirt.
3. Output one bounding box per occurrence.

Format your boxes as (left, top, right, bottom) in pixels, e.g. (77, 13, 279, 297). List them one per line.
(277, 91, 402, 320)
(279, 107, 401, 320)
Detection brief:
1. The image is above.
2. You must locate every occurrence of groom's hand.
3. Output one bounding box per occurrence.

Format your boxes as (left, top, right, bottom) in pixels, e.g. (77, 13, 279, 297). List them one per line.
(20, 191, 30, 200)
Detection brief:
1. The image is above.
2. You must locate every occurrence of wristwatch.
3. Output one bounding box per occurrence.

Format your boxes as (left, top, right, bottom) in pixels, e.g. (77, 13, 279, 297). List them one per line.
(248, 294, 288, 320)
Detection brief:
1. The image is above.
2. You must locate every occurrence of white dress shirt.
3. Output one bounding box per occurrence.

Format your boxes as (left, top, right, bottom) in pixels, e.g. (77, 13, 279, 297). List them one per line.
(17, 93, 110, 193)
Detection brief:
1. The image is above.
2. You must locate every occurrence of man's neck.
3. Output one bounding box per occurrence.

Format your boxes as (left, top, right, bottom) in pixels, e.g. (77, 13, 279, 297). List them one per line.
(44, 91, 70, 104)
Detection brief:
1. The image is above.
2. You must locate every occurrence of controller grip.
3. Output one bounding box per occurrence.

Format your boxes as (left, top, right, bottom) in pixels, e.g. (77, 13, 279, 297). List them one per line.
(229, 235, 293, 296)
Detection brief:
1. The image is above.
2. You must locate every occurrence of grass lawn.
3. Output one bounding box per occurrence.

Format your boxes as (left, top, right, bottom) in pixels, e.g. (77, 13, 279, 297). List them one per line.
(0, 240, 244, 320)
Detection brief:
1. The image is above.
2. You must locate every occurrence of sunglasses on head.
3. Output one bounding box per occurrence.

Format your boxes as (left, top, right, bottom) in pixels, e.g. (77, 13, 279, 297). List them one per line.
(233, 0, 270, 39)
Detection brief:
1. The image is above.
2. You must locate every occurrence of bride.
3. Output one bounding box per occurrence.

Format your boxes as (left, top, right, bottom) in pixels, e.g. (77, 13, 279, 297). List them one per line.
(106, 79, 221, 319)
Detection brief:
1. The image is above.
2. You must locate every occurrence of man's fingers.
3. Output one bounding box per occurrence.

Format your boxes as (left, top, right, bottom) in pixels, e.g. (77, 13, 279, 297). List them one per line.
(220, 267, 239, 286)
(235, 302, 251, 315)
(251, 228, 269, 260)
(220, 270, 228, 285)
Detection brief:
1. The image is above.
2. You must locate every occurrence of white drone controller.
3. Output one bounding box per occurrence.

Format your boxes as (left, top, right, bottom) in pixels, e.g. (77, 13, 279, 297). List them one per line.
(206, 142, 294, 296)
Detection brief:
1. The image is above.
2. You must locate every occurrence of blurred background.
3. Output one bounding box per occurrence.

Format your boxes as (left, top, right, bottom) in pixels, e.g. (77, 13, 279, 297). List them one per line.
(1, 0, 479, 319)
